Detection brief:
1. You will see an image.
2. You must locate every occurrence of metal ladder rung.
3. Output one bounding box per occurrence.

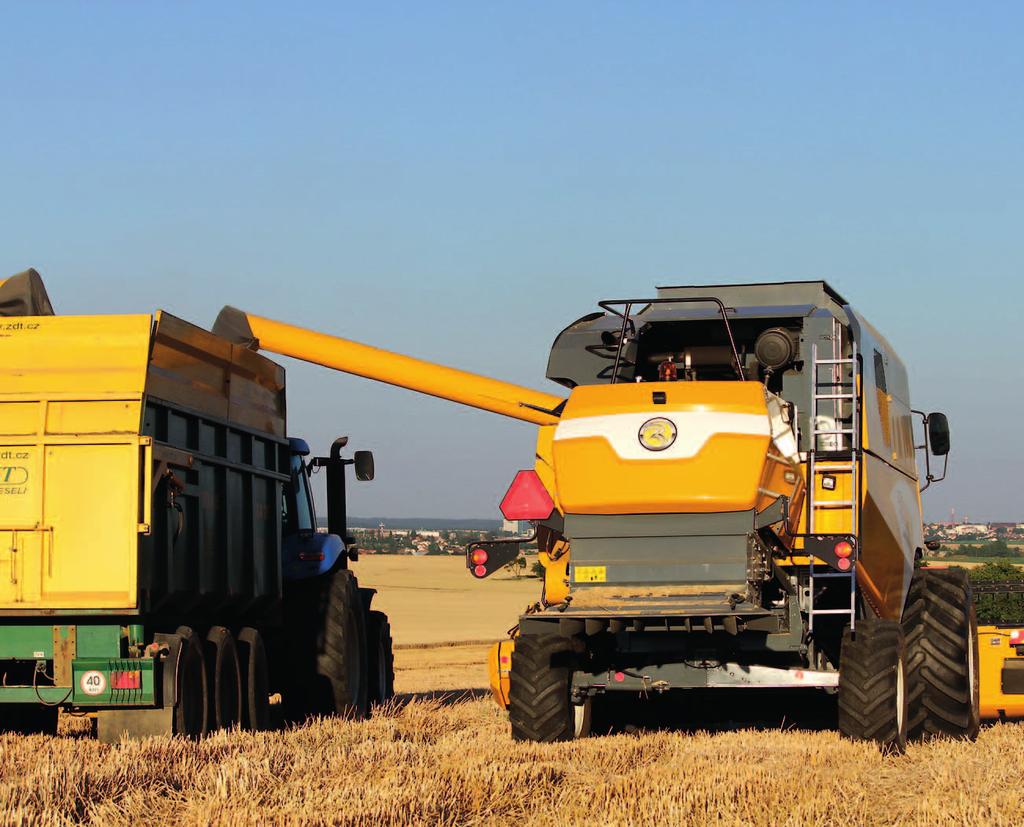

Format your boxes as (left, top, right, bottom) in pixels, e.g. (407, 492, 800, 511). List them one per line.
(811, 572, 854, 579)
(813, 501, 854, 508)
(810, 608, 856, 615)
(813, 429, 856, 436)
(813, 393, 856, 400)
(814, 358, 855, 365)
(814, 464, 855, 471)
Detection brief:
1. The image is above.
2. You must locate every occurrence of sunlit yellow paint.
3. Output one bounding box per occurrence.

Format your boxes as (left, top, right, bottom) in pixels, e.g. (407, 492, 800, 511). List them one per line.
(0, 315, 152, 610)
(978, 626, 1024, 720)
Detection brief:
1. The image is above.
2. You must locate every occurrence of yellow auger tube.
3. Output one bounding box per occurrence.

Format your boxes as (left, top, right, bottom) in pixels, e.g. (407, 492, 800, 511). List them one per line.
(214, 307, 565, 426)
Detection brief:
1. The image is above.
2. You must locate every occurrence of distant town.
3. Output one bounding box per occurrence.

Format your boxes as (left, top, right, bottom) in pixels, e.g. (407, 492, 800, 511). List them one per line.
(340, 517, 1024, 560)
(344, 519, 533, 557)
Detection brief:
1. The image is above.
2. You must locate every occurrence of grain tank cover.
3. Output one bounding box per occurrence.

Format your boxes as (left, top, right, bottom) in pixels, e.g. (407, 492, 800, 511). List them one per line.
(0, 268, 54, 316)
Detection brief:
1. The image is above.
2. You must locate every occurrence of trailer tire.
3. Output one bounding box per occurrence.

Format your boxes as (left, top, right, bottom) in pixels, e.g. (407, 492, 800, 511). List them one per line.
(205, 627, 242, 731)
(838, 618, 908, 752)
(366, 610, 395, 708)
(237, 627, 271, 731)
(509, 634, 577, 743)
(903, 568, 980, 741)
(173, 627, 209, 738)
(2, 705, 58, 735)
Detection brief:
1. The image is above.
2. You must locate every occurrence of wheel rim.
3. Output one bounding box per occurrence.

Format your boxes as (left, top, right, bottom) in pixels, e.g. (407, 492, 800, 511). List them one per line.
(573, 699, 592, 738)
(895, 657, 906, 736)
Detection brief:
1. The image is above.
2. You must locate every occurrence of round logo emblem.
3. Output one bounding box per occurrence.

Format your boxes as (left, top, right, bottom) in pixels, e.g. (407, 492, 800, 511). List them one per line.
(638, 417, 677, 451)
(80, 670, 107, 696)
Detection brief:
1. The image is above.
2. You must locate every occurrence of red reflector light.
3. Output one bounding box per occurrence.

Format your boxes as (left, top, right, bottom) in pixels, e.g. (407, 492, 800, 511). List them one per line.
(836, 557, 852, 572)
(1010, 630, 1023, 645)
(500, 470, 554, 521)
(473, 564, 487, 577)
(471, 548, 489, 566)
(298, 551, 325, 561)
(111, 671, 141, 690)
(834, 541, 853, 559)
(613, 671, 626, 683)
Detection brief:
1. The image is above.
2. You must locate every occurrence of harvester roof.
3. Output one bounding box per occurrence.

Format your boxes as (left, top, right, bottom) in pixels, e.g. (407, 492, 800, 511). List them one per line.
(547, 280, 852, 389)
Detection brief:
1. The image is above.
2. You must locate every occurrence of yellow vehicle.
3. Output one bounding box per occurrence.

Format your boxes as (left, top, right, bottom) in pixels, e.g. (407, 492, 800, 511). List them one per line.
(0, 269, 392, 739)
(218, 281, 974, 750)
(974, 581, 1024, 720)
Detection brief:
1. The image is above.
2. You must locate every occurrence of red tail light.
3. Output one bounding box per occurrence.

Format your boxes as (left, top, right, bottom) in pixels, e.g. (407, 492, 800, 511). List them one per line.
(500, 470, 554, 521)
(471, 548, 489, 566)
(834, 541, 853, 559)
(473, 564, 487, 577)
(1010, 630, 1023, 646)
(111, 671, 141, 690)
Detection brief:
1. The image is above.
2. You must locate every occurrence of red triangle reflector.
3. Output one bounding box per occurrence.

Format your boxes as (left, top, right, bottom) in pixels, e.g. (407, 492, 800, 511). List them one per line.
(500, 470, 554, 521)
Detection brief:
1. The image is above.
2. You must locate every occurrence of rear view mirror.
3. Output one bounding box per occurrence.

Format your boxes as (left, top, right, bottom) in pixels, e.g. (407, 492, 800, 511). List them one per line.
(354, 450, 374, 481)
(928, 413, 950, 456)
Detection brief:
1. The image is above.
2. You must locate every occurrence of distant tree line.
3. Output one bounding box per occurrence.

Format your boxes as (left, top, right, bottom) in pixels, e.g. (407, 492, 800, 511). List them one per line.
(952, 539, 1022, 558)
(967, 560, 1024, 624)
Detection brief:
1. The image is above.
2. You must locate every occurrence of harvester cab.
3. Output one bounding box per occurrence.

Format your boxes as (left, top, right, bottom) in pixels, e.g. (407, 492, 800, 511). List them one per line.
(215, 280, 973, 751)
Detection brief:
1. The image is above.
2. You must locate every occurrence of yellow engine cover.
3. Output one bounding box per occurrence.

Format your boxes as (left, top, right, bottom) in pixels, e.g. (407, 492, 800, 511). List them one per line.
(552, 381, 795, 515)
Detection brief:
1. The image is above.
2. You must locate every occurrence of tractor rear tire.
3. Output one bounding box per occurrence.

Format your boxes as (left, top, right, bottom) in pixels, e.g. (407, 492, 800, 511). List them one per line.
(366, 610, 395, 708)
(903, 568, 980, 741)
(838, 617, 908, 752)
(173, 627, 209, 738)
(316, 570, 369, 719)
(205, 627, 242, 731)
(509, 634, 577, 742)
(237, 627, 271, 731)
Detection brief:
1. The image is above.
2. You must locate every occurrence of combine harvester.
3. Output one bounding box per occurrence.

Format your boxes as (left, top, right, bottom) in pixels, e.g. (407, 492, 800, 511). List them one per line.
(0, 270, 393, 740)
(218, 280, 976, 751)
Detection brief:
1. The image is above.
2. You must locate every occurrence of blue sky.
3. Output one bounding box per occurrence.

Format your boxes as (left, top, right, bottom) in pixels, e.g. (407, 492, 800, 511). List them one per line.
(1, 3, 1020, 521)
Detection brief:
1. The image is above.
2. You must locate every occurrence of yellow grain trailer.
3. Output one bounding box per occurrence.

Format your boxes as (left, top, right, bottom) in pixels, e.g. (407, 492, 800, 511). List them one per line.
(0, 270, 392, 739)
(217, 281, 973, 750)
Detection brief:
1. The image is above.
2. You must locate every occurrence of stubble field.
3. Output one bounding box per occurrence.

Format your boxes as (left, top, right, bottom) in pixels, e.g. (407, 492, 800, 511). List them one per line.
(1, 555, 1022, 825)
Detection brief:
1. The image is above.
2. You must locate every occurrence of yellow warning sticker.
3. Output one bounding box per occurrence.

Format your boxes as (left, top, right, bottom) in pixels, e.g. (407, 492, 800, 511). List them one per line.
(574, 566, 607, 583)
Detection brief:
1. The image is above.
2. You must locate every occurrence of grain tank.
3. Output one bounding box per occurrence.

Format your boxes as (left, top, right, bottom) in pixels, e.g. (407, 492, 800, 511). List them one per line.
(0, 270, 393, 740)
(217, 280, 976, 750)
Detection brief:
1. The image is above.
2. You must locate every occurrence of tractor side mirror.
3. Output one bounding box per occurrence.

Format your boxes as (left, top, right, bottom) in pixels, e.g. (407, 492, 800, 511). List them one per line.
(354, 450, 375, 481)
(928, 413, 950, 456)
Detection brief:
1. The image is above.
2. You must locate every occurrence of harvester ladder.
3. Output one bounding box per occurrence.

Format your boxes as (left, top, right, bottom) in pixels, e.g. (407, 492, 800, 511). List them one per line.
(807, 322, 860, 633)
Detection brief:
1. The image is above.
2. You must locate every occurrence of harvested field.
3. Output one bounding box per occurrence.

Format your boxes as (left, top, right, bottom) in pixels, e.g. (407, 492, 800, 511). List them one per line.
(2, 560, 1022, 825)
(2, 667, 1022, 825)
(354, 554, 539, 645)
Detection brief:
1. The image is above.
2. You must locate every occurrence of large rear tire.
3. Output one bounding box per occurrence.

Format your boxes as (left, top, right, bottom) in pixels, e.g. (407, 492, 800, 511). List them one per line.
(903, 568, 980, 741)
(366, 610, 395, 707)
(283, 570, 368, 721)
(838, 617, 908, 752)
(237, 627, 271, 731)
(509, 634, 577, 742)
